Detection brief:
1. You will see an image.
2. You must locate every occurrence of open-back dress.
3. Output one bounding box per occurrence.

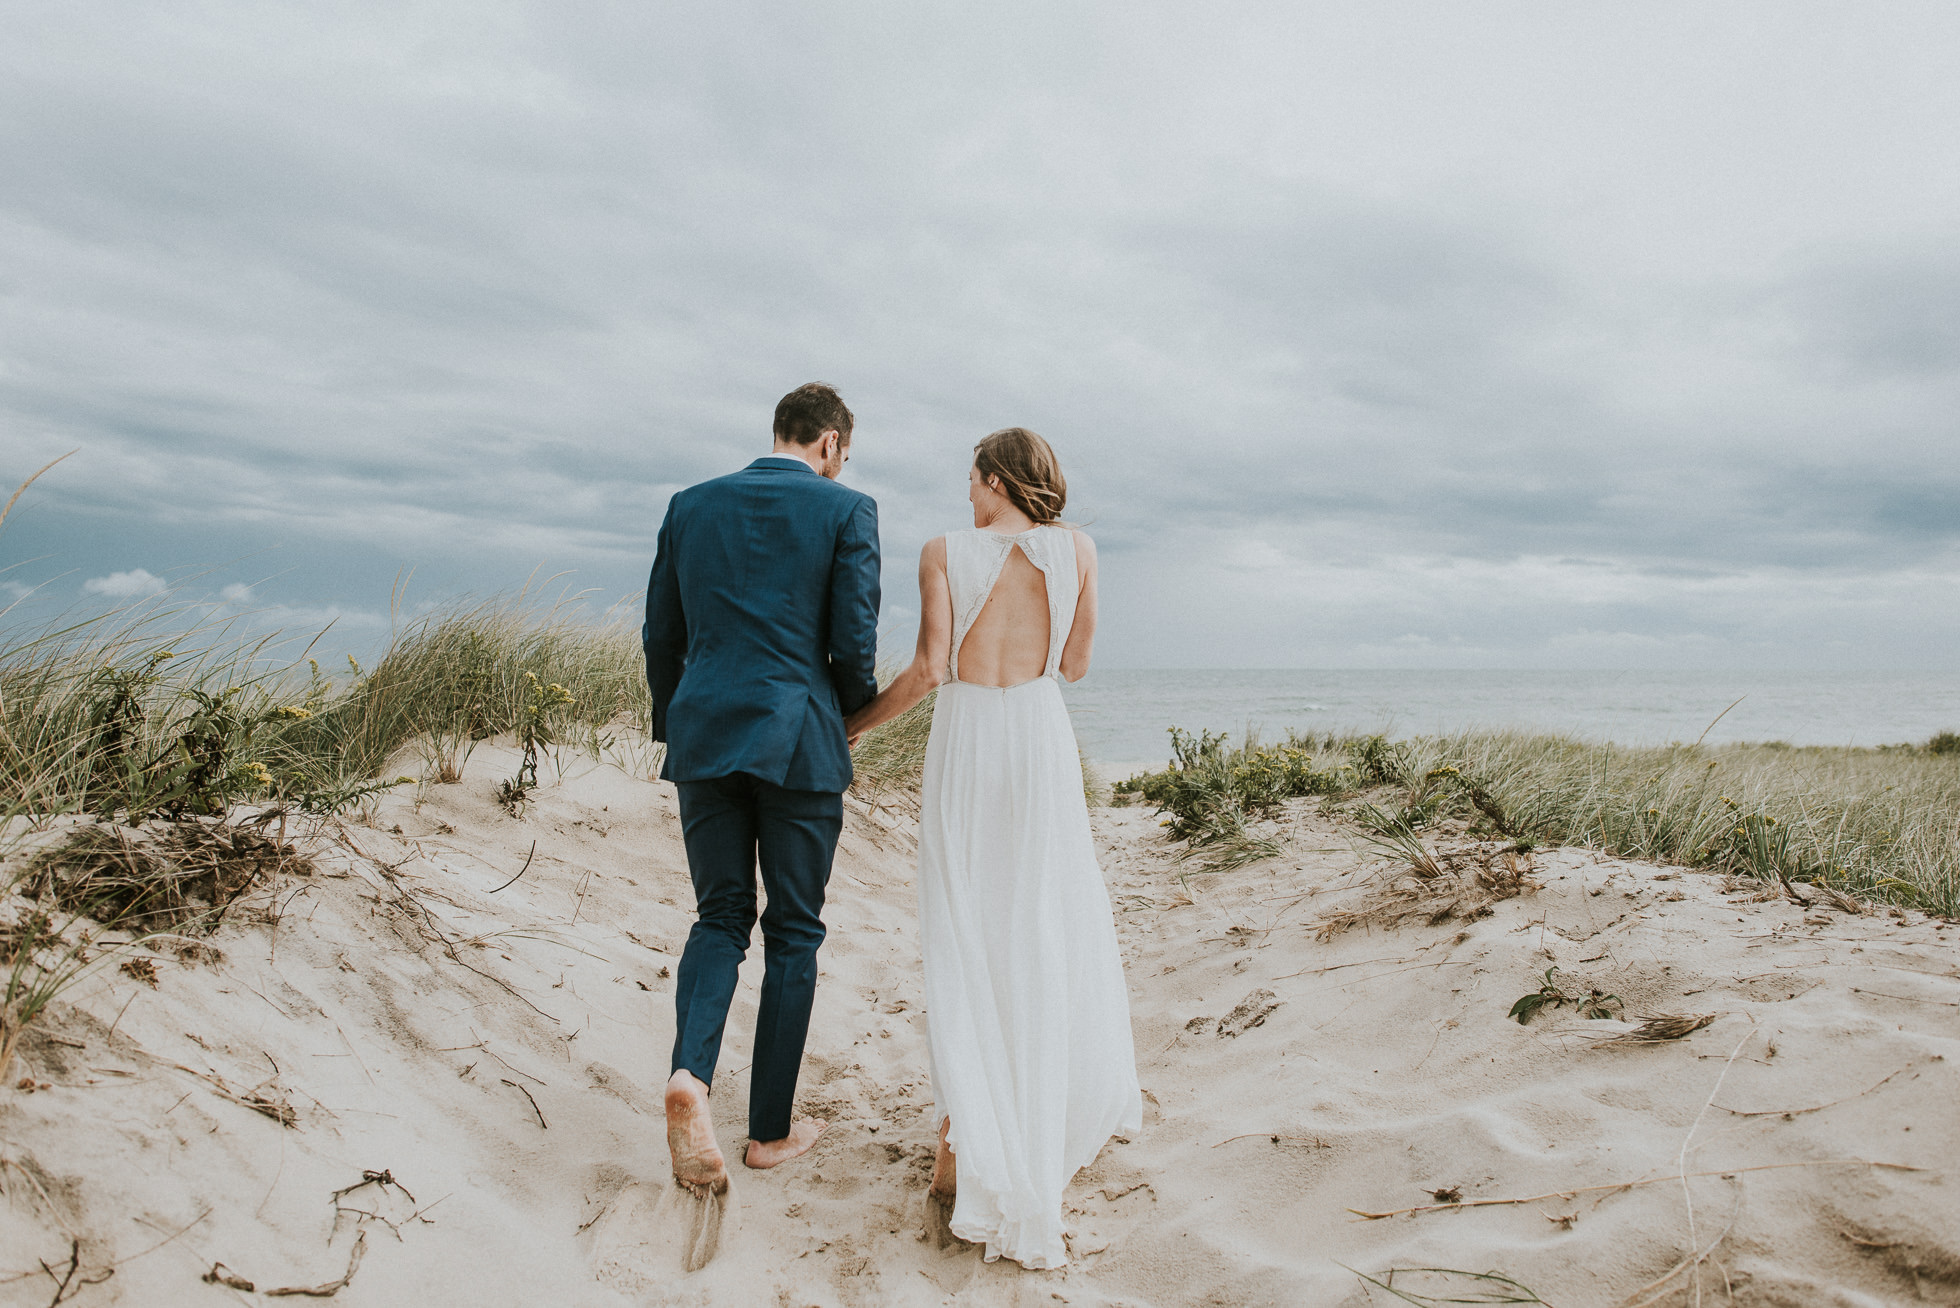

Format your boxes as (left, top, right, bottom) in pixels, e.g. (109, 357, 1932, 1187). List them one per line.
(917, 525, 1142, 1269)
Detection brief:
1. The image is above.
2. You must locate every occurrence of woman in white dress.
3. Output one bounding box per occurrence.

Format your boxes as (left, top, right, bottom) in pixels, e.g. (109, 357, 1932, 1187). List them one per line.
(844, 428, 1141, 1270)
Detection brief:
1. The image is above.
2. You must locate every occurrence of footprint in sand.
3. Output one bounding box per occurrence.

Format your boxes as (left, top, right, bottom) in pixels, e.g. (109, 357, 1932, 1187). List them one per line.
(583, 1180, 741, 1291)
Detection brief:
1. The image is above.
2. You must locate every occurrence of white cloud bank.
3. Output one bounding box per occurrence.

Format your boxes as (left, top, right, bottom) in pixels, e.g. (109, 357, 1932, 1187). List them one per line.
(80, 568, 167, 599)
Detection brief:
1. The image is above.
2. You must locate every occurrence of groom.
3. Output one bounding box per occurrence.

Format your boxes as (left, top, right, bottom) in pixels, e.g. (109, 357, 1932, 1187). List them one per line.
(643, 382, 881, 1194)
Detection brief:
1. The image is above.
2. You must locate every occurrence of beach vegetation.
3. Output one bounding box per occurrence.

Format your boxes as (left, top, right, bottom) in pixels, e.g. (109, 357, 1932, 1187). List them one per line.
(1507, 966, 1622, 1025)
(850, 686, 935, 803)
(2, 584, 930, 837)
(497, 671, 576, 814)
(1115, 728, 1350, 840)
(1119, 726, 1960, 916)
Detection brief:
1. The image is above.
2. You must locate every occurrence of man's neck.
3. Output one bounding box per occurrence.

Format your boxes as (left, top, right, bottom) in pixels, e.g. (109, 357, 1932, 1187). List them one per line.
(770, 443, 824, 474)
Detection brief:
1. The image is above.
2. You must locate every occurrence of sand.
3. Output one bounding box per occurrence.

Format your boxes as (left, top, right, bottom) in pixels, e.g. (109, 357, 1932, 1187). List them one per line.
(2, 738, 1955, 1306)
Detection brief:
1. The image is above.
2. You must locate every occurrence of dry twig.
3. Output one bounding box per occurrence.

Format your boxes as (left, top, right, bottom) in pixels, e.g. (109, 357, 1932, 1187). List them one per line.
(503, 1078, 548, 1128)
(264, 1229, 366, 1298)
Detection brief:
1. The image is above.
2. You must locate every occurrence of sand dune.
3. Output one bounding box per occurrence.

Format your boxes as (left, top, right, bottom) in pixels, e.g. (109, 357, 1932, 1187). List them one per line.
(3, 740, 1955, 1305)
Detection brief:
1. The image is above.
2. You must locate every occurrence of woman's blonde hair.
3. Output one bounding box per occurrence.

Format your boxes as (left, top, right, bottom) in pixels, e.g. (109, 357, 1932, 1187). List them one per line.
(974, 427, 1067, 525)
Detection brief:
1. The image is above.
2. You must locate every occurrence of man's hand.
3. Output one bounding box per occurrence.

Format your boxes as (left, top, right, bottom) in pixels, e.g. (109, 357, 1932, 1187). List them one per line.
(847, 730, 866, 750)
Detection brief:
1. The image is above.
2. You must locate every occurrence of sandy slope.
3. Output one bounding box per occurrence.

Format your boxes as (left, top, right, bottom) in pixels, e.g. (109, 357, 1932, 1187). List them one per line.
(2, 741, 1956, 1307)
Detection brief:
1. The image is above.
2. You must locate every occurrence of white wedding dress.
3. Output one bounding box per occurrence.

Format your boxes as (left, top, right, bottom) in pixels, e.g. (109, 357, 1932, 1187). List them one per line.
(917, 525, 1142, 1269)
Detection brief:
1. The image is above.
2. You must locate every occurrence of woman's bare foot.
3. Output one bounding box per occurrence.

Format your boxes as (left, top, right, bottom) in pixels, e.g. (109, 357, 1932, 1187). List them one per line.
(743, 1117, 827, 1169)
(925, 1116, 964, 1248)
(665, 1071, 727, 1195)
(929, 1116, 956, 1198)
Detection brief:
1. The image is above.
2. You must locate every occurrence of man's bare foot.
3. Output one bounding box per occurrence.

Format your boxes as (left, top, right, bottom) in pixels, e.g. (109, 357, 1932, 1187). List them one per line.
(665, 1071, 727, 1195)
(743, 1118, 826, 1169)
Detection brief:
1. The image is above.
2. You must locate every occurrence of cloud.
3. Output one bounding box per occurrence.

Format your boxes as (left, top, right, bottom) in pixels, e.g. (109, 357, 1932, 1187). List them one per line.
(81, 568, 167, 599)
(3, 3, 1958, 667)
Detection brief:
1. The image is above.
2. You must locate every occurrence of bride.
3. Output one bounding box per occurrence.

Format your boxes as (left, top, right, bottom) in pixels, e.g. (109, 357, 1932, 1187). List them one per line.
(844, 427, 1141, 1269)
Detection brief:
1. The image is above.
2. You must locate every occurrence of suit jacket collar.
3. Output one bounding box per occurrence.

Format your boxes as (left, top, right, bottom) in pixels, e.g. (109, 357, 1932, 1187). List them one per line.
(750, 456, 816, 474)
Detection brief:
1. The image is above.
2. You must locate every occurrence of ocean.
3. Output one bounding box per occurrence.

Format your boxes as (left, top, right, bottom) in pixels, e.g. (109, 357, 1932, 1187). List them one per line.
(1060, 669, 1960, 775)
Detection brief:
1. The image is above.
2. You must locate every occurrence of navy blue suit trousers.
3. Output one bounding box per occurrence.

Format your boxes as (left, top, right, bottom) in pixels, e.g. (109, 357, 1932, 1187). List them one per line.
(669, 774, 839, 1141)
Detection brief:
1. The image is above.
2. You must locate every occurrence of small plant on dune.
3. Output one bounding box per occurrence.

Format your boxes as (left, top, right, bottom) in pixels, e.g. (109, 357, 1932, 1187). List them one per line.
(1508, 966, 1622, 1025)
(82, 648, 176, 813)
(498, 671, 575, 814)
(1703, 806, 1814, 885)
(424, 634, 498, 783)
(1423, 764, 1523, 838)
(1346, 733, 1409, 787)
(143, 687, 272, 819)
(1927, 730, 1959, 756)
(1352, 803, 1447, 878)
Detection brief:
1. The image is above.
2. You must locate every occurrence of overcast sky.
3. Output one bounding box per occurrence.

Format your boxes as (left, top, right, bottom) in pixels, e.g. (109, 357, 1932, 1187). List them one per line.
(3, 2, 1957, 668)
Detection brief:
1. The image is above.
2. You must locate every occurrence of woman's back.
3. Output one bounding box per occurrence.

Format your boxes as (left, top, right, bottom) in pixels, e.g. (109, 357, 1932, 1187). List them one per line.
(955, 542, 1049, 687)
(944, 527, 1078, 689)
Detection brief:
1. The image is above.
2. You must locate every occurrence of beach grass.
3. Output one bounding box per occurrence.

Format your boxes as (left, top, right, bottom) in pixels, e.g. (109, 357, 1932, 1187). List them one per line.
(7, 586, 1954, 954)
(1115, 728, 1960, 917)
(0, 592, 951, 828)
(0, 593, 652, 828)
(0, 592, 939, 1066)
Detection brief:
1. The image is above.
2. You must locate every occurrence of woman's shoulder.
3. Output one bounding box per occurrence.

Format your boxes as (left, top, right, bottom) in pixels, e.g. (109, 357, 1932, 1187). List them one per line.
(1053, 525, 1094, 556)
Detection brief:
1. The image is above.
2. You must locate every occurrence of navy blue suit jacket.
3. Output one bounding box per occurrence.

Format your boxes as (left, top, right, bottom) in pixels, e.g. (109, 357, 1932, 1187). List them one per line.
(643, 457, 881, 793)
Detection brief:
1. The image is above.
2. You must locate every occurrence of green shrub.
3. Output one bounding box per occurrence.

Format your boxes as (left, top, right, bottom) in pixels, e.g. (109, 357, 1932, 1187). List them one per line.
(1115, 727, 1352, 849)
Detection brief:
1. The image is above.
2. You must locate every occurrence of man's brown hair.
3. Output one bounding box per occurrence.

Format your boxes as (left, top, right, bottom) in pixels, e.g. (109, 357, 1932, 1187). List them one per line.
(774, 382, 854, 447)
(974, 427, 1067, 524)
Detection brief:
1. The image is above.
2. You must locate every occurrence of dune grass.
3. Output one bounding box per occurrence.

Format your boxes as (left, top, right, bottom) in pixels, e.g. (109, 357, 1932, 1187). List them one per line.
(0, 589, 945, 1072)
(0, 594, 653, 827)
(1115, 728, 1960, 917)
(0, 591, 952, 827)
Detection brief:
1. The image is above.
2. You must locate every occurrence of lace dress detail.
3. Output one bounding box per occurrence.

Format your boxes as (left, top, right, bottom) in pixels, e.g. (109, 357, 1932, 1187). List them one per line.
(918, 525, 1141, 1269)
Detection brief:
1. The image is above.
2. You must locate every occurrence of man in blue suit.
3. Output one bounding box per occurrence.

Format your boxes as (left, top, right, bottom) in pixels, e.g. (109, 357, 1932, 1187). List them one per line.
(644, 382, 880, 1198)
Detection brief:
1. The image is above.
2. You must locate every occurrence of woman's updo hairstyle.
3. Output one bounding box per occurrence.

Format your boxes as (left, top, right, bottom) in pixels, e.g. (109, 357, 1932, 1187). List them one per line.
(974, 427, 1067, 525)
